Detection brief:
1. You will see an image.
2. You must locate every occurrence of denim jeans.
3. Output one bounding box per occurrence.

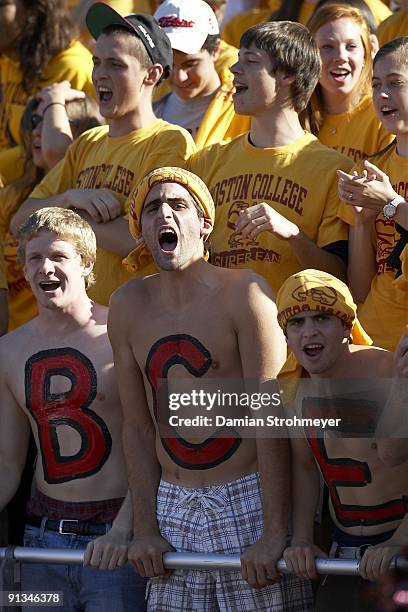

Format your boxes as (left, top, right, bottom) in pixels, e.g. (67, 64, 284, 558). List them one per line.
(22, 522, 147, 612)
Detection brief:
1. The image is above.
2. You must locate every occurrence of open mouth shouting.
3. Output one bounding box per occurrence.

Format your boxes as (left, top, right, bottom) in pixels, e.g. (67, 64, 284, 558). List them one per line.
(303, 343, 324, 358)
(39, 279, 61, 292)
(158, 227, 178, 253)
(98, 85, 113, 104)
(233, 81, 248, 98)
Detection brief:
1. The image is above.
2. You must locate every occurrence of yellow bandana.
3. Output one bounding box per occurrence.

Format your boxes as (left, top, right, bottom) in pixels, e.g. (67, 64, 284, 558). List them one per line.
(276, 269, 372, 379)
(123, 167, 215, 273)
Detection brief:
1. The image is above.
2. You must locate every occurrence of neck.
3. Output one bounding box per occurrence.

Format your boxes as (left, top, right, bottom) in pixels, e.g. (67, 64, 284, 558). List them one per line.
(309, 343, 354, 380)
(396, 132, 408, 156)
(108, 100, 157, 138)
(249, 106, 304, 148)
(323, 88, 362, 115)
(35, 293, 94, 334)
(157, 258, 213, 306)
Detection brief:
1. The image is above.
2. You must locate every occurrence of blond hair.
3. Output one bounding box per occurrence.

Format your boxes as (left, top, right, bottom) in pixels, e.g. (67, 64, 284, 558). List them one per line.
(18, 207, 97, 288)
(304, 4, 373, 134)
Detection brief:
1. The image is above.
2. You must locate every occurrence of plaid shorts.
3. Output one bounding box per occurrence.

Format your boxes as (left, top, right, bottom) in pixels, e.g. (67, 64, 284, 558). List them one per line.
(147, 473, 313, 612)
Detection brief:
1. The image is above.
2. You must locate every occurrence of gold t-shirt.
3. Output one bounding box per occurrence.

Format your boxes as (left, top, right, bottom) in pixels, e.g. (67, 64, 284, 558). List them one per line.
(189, 131, 352, 293)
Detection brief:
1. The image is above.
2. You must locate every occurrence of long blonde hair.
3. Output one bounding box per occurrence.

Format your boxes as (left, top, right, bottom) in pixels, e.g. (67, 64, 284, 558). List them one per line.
(304, 4, 373, 134)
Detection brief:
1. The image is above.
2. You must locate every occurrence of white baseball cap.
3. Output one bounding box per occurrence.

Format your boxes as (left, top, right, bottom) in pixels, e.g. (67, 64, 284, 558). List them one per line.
(154, 0, 219, 55)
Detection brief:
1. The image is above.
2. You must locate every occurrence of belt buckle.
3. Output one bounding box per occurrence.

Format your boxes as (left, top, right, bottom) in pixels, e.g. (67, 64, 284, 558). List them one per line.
(58, 519, 79, 535)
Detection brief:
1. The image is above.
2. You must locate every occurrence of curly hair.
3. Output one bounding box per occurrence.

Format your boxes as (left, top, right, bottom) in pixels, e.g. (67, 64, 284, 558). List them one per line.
(18, 0, 76, 94)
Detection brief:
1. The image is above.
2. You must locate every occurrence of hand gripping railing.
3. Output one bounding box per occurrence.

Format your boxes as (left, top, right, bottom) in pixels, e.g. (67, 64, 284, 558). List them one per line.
(1, 548, 408, 575)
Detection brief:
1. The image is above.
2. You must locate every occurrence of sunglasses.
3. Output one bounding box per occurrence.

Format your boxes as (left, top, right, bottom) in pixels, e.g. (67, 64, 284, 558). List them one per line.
(30, 113, 81, 132)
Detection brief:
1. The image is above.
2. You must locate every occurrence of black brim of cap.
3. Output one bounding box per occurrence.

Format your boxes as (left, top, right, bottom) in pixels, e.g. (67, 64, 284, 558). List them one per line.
(86, 2, 132, 40)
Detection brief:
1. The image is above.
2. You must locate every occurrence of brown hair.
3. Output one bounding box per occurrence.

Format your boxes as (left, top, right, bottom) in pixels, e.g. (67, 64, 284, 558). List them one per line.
(373, 36, 408, 69)
(240, 21, 321, 113)
(19, 0, 76, 94)
(303, 4, 373, 134)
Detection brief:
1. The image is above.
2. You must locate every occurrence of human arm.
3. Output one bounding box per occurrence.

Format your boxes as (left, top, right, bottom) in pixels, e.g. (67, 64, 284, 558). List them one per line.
(376, 327, 408, 467)
(338, 161, 408, 231)
(235, 204, 347, 281)
(83, 491, 132, 570)
(36, 81, 86, 170)
(79, 212, 136, 258)
(108, 290, 174, 578)
(359, 513, 408, 581)
(338, 161, 407, 302)
(233, 273, 289, 587)
(283, 436, 326, 580)
(0, 349, 31, 509)
(10, 189, 121, 235)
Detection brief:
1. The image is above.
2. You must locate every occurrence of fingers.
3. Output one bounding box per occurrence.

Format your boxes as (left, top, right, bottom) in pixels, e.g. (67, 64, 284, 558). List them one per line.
(283, 546, 318, 580)
(240, 556, 270, 589)
(364, 160, 384, 180)
(360, 547, 398, 581)
(67, 189, 121, 223)
(238, 216, 267, 238)
(64, 89, 86, 102)
(127, 540, 174, 579)
(83, 539, 128, 570)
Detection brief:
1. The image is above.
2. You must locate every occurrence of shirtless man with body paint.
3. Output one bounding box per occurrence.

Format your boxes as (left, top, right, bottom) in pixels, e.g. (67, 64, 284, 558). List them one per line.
(0, 208, 147, 611)
(108, 166, 314, 612)
(277, 269, 408, 612)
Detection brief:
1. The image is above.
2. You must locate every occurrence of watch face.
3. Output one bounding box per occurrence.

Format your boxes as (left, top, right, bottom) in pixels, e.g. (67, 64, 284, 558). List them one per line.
(384, 204, 396, 219)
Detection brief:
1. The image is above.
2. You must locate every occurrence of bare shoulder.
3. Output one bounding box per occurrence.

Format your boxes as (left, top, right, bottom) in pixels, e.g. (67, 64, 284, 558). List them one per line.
(216, 267, 275, 303)
(0, 320, 37, 376)
(108, 274, 159, 334)
(350, 344, 393, 376)
(110, 274, 158, 309)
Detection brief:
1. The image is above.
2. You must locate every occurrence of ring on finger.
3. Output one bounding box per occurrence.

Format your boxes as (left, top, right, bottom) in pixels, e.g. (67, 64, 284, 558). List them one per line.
(348, 193, 353, 201)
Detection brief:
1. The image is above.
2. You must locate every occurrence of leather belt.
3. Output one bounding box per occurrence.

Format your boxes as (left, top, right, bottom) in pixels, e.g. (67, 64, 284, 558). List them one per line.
(27, 516, 109, 536)
(333, 543, 372, 560)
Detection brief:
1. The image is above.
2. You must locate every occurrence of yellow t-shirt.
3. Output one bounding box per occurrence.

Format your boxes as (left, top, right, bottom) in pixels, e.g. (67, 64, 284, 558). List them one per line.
(0, 181, 39, 329)
(30, 120, 196, 305)
(317, 94, 394, 163)
(338, 144, 408, 351)
(221, 9, 274, 48)
(188, 131, 352, 293)
(377, 10, 408, 46)
(0, 40, 94, 185)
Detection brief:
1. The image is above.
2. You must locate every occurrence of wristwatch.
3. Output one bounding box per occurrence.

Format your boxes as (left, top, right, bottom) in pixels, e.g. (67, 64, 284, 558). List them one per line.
(383, 195, 405, 220)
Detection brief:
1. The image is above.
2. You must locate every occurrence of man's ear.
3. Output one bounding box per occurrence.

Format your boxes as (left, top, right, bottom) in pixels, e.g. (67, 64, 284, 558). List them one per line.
(144, 64, 164, 87)
(210, 38, 221, 62)
(200, 217, 213, 239)
(343, 322, 353, 342)
(82, 259, 94, 278)
(277, 71, 296, 87)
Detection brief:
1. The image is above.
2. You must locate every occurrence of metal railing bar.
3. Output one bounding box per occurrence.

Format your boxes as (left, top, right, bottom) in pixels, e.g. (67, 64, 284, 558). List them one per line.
(1, 548, 407, 575)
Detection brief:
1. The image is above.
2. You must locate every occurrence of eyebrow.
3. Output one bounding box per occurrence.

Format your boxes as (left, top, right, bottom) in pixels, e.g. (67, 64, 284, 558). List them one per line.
(239, 49, 261, 58)
(144, 196, 189, 209)
(373, 72, 405, 78)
